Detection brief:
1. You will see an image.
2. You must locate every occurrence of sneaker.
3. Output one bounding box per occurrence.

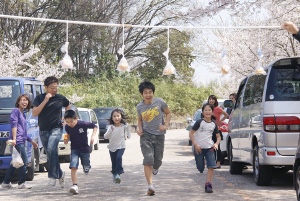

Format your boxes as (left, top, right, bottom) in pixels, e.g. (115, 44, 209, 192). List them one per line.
(112, 174, 116, 183)
(1, 182, 13, 189)
(18, 183, 32, 189)
(147, 186, 155, 196)
(83, 167, 90, 175)
(152, 169, 158, 175)
(59, 171, 65, 189)
(48, 178, 56, 186)
(205, 183, 213, 193)
(115, 174, 121, 184)
(70, 185, 79, 194)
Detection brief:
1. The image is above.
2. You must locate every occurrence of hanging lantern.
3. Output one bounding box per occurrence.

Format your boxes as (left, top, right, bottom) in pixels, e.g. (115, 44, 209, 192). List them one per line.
(59, 22, 73, 70)
(162, 48, 176, 75)
(162, 28, 176, 75)
(220, 49, 230, 74)
(117, 24, 130, 72)
(254, 47, 266, 75)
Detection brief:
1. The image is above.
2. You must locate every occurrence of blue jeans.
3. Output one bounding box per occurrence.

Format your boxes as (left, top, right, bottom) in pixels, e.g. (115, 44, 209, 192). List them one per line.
(3, 143, 28, 185)
(109, 148, 125, 175)
(194, 147, 217, 173)
(69, 150, 91, 171)
(40, 128, 63, 179)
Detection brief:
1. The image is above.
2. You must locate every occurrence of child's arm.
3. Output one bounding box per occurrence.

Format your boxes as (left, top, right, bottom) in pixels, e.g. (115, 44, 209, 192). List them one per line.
(189, 129, 201, 154)
(90, 127, 98, 145)
(104, 125, 113, 139)
(137, 115, 143, 136)
(159, 107, 171, 131)
(213, 133, 221, 150)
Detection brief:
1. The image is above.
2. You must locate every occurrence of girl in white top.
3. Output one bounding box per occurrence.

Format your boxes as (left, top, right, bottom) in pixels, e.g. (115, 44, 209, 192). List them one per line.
(104, 109, 131, 184)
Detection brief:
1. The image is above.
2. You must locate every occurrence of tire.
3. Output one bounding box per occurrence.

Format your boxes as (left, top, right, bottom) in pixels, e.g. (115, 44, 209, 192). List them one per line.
(228, 142, 243, 174)
(295, 166, 300, 201)
(94, 139, 99, 150)
(64, 155, 71, 163)
(26, 147, 35, 181)
(253, 145, 272, 186)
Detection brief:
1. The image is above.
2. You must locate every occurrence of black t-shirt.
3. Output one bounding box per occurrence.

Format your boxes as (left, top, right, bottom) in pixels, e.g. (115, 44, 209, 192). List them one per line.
(33, 93, 70, 131)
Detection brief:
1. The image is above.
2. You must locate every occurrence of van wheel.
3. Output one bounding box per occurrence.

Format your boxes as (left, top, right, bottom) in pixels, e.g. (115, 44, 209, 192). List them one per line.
(253, 145, 272, 186)
(26, 147, 35, 181)
(64, 155, 71, 163)
(229, 142, 243, 174)
(94, 139, 99, 150)
(296, 166, 300, 201)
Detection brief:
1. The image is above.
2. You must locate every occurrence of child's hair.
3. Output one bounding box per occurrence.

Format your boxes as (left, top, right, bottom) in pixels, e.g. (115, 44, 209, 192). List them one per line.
(138, 81, 155, 94)
(15, 94, 31, 112)
(201, 103, 216, 120)
(109, 108, 128, 125)
(44, 76, 58, 86)
(64, 109, 77, 119)
(207, 95, 218, 107)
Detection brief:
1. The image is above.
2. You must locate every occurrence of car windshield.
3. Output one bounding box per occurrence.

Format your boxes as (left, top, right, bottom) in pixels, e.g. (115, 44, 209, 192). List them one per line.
(94, 108, 114, 119)
(79, 111, 90, 122)
(194, 110, 202, 121)
(0, 80, 21, 109)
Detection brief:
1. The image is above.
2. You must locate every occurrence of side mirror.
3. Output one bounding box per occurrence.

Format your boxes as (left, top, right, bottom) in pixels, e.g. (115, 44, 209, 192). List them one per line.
(186, 117, 192, 123)
(224, 100, 234, 108)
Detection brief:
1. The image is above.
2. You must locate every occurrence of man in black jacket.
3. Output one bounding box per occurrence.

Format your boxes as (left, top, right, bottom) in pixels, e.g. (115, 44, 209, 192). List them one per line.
(282, 22, 300, 42)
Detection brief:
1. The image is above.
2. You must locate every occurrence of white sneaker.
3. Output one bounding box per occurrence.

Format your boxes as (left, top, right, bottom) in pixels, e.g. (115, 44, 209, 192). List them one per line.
(48, 178, 56, 186)
(152, 169, 158, 175)
(18, 183, 32, 189)
(59, 171, 65, 189)
(1, 182, 13, 189)
(69, 185, 79, 194)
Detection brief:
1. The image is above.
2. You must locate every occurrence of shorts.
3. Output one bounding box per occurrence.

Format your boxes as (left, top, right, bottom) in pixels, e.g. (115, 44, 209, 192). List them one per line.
(140, 131, 165, 169)
(193, 147, 216, 173)
(69, 149, 91, 171)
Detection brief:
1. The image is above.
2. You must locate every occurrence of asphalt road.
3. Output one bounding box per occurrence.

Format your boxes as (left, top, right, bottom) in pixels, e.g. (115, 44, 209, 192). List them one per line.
(0, 129, 297, 201)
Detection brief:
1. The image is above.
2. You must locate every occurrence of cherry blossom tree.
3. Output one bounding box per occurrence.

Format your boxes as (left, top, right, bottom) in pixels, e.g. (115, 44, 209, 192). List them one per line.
(0, 42, 65, 81)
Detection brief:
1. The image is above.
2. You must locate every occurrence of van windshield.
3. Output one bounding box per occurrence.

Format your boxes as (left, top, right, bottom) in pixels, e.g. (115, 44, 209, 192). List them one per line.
(0, 80, 21, 109)
(266, 65, 300, 101)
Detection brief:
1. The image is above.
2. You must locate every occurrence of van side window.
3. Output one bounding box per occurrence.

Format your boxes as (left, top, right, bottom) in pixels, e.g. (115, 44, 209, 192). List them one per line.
(35, 85, 42, 95)
(253, 74, 267, 103)
(243, 76, 256, 106)
(24, 84, 33, 95)
(235, 78, 247, 108)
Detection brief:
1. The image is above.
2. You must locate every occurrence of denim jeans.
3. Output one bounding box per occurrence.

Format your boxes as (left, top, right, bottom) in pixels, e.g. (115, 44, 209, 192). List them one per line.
(194, 147, 216, 173)
(69, 149, 91, 171)
(3, 143, 28, 185)
(40, 128, 63, 179)
(109, 148, 125, 175)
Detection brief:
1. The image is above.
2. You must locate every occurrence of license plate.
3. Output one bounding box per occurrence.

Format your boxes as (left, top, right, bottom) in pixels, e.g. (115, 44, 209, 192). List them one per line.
(0, 131, 9, 138)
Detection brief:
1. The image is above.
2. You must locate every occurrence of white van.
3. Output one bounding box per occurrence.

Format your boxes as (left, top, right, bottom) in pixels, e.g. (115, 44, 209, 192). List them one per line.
(224, 57, 300, 186)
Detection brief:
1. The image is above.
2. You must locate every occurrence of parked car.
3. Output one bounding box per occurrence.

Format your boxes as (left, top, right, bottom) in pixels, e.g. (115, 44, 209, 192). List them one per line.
(186, 106, 229, 163)
(77, 107, 100, 150)
(224, 57, 300, 186)
(0, 77, 46, 180)
(93, 107, 118, 141)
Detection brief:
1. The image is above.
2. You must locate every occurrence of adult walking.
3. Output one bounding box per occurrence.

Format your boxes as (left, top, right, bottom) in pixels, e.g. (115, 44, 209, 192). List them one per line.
(1, 95, 38, 189)
(32, 76, 71, 188)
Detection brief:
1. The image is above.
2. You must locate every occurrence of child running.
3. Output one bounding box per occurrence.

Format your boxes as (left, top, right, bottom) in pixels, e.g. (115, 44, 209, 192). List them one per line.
(63, 109, 98, 194)
(189, 103, 221, 193)
(104, 108, 131, 184)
